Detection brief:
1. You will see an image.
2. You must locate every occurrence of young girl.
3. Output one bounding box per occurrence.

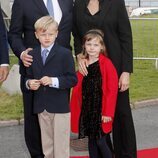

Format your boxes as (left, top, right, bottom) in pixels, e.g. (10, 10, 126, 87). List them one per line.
(70, 29, 118, 158)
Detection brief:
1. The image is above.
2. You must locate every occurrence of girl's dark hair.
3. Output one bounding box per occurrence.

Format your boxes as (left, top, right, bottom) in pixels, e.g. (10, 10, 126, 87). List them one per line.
(82, 29, 107, 58)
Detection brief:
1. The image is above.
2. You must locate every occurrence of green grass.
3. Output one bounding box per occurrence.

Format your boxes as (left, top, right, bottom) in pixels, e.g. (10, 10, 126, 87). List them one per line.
(129, 15, 158, 102)
(0, 91, 23, 120)
(9, 54, 19, 67)
(130, 60, 158, 103)
(130, 17, 158, 58)
(0, 16, 158, 120)
(0, 54, 23, 120)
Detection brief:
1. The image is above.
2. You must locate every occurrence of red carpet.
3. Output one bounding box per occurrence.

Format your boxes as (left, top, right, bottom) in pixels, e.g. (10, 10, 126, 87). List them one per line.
(70, 148, 158, 158)
(71, 157, 88, 158)
(137, 148, 158, 158)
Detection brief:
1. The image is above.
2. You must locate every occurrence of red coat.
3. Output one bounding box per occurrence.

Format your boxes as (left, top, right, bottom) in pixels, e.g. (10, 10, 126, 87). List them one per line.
(70, 54, 118, 134)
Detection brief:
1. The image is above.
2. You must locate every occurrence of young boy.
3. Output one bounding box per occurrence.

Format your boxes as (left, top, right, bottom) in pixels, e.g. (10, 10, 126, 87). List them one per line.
(26, 16, 77, 158)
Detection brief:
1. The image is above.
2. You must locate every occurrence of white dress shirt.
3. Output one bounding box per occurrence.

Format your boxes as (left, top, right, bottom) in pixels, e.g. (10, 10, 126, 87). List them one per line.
(43, 0, 62, 25)
(0, 64, 9, 66)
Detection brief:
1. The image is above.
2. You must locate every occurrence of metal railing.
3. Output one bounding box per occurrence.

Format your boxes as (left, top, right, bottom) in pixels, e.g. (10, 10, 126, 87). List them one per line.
(130, 17, 158, 69)
(125, 0, 158, 7)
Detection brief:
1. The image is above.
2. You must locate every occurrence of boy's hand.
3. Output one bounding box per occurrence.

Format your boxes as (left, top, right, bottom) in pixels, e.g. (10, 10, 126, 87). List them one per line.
(28, 79, 40, 90)
(102, 116, 112, 123)
(40, 76, 52, 86)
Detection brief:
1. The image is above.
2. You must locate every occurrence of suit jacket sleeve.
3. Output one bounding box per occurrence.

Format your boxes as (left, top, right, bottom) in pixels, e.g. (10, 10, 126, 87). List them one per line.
(8, 0, 26, 58)
(24, 51, 34, 91)
(70, 72, 83, 133)
(0, 7, 9, 64)
(102, 59, 118, 118)
(58, 51, 77, 89)
(72, 1, 82, 56)
(25, 49, 35, 78)
(25, 64, 33, 80)
(118, 0, 133, 73)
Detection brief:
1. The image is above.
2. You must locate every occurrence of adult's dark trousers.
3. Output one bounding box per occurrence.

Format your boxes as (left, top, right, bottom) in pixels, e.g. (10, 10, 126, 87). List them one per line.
(113, 90, 137, 158)
(88, 135, 112, 158)
(21, 76, 44, 158)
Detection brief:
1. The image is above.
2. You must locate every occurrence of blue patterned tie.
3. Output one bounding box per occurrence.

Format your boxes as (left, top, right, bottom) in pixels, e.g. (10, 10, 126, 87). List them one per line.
(41, 49, 48, 65)
(47, 0, 54, 17)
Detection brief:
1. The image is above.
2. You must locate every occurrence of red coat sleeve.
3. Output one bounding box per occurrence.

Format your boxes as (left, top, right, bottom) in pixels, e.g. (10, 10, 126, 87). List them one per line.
(101, 58, 118, 118)
(70, 72, 83, 133)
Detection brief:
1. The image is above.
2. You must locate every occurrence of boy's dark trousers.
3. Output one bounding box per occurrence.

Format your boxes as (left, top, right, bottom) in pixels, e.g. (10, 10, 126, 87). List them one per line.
(88, 135, 112, 158)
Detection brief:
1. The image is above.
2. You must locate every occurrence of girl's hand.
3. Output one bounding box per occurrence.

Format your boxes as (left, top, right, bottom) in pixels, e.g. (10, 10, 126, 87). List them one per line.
(77, 54, 89, 76)
(102, 116, 112, 123)
(40, 76, 52, 86)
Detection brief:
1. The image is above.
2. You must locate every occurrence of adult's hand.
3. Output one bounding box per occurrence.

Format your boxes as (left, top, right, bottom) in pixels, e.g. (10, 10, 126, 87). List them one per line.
(0, 66, 9, 82)
(21, 48, 33, 67)
(119, 72, 130, 92)
(77, 54, 88, 76)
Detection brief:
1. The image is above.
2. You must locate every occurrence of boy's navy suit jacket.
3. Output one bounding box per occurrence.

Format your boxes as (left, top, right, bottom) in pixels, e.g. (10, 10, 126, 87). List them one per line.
(26, 43, 77, 114)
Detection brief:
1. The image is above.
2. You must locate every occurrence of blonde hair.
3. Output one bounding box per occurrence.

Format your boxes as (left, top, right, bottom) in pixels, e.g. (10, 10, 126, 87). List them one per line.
(34, 16, 58, 32)
(82, 29, 107, 57)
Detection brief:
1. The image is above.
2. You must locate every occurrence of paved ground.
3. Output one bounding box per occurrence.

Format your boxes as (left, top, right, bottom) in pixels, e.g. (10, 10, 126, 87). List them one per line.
(0, 104, 158, 158)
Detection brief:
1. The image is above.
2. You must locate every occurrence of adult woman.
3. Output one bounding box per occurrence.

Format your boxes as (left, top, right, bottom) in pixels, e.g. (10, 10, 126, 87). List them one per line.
(73, 0, 137, 158)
